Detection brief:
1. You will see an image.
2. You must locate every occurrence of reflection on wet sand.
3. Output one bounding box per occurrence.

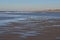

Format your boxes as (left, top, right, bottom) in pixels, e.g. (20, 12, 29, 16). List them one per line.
(0, 19, 60, 40)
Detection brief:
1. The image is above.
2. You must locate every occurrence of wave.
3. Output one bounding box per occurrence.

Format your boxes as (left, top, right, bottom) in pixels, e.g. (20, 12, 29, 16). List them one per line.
(1, 11, 33, 13)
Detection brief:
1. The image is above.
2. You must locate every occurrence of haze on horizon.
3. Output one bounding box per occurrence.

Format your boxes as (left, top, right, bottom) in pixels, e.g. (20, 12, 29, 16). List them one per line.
(0, 0, 60, 11)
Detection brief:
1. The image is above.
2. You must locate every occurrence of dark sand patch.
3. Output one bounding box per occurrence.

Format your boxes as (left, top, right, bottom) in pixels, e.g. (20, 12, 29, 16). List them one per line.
(0, 34, 21, 40)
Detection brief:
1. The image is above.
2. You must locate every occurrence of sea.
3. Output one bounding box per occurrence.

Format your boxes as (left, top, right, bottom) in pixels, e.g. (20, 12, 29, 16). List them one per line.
(0, 12, 60, 26)
(0, 11, 60, 39)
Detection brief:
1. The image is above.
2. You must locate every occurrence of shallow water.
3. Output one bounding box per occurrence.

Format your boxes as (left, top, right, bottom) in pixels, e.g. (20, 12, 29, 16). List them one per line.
(0, 12, 60, 25)
(0, 12, 60, 39)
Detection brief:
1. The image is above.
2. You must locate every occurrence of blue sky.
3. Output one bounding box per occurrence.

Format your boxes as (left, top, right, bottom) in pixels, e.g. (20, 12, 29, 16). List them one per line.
(0, 0, 60, 11)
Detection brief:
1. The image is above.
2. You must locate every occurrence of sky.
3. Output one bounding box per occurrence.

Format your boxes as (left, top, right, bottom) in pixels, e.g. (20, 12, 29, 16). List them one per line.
(0, 0, 60, 11)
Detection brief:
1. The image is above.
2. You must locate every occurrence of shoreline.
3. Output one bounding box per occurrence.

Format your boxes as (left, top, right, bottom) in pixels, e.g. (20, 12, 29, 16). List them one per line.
(0, 10, 60, 13)
(0, 18, 60, 40)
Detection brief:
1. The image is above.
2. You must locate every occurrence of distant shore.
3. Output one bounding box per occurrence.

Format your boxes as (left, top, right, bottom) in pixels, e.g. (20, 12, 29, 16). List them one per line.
(34, 9, 60, 12)
(0, 9, 60, 12)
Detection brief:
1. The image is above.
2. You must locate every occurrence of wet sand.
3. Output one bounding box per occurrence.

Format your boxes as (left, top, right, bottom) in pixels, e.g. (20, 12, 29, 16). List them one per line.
(0, 19, 60, 40)
(25, 27, 60, 40)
